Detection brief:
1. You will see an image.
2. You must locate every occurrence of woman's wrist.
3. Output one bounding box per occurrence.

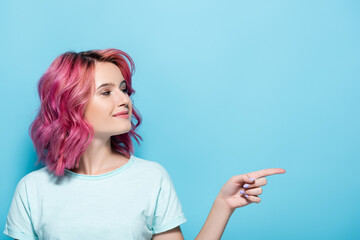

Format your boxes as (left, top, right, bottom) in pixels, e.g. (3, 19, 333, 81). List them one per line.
(194, 195, 235, 240)
(215, 194, 236, 215)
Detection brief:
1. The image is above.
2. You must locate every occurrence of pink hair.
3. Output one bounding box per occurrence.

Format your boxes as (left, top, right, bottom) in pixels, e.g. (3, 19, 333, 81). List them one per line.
(29, 48, 143, 176)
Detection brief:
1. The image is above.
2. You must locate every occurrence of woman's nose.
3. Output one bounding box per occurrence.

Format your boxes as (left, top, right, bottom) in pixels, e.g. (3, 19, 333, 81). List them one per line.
(115, 88, 129, 104)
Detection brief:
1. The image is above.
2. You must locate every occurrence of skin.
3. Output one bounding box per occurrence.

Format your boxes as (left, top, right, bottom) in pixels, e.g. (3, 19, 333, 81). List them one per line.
(69, 61, 286, 240)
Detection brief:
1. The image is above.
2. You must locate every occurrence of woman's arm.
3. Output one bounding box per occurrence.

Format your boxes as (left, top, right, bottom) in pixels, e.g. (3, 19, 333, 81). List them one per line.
(194, 196, 234, 240)
(151, 196, 235, 240)
(152, 168, 285, 240)
(152, 226, 184, 240)
(195, 168, 286, 240)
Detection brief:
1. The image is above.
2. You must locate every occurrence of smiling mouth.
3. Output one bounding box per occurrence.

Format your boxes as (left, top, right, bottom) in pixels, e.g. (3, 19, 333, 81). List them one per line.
(112, 111, 129, 117)
(113, 113, 129, 119)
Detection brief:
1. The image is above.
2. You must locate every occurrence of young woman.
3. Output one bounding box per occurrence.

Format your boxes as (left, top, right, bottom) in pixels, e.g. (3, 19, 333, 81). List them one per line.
(3, 48, 286, 240)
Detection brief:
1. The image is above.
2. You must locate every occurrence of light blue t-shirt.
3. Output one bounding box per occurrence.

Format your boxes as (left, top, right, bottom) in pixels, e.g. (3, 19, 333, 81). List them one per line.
(3, 155, 187, 240)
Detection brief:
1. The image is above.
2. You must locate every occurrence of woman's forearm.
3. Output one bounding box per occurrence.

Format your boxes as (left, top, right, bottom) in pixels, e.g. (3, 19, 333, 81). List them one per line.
(194, 168, 286, 239)
(194, 196, 235, 240)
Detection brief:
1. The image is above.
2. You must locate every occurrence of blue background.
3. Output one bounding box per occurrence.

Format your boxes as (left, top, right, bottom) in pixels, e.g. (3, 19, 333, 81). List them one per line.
(1, 0, 359, 239)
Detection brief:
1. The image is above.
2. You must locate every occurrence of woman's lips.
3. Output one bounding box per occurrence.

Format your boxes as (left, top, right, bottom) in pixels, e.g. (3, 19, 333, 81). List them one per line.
(113, 114, 129, 119)
(113, 111, 128, 116)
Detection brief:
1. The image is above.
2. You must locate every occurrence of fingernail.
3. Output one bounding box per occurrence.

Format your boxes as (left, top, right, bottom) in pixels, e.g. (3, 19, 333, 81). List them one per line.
(245, 194, 249, 198)
(249, 177, 255, 181)
(243, 183, 249, 188)
(240, 190, 244, 194)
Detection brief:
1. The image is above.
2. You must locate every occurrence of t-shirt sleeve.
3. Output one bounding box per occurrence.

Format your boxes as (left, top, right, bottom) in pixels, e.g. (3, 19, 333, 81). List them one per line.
(3, 177, 38, 240)
(151, 165, 187, 234)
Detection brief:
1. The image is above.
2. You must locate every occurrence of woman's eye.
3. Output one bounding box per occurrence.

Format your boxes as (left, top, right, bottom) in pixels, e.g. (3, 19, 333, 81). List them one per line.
(101, 88, 128, 96)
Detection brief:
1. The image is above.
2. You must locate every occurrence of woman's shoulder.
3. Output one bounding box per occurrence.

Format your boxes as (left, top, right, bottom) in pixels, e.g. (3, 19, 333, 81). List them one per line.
(19, 166, 45, 180)
(16, 166, 55, 187)
(132, 155, 169, 175)
(10, 167, 49, 198)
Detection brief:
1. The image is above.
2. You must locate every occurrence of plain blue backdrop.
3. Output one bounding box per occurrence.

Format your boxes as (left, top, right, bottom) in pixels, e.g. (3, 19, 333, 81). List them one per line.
(1, 0, 359, 239)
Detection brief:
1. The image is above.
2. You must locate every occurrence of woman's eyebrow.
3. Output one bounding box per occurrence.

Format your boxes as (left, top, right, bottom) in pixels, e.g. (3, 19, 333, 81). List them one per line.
(97, 80, 126, 90)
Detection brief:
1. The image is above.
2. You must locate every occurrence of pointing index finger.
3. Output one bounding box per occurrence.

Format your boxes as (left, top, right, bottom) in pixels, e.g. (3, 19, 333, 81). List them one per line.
(248, 168, 286, 179)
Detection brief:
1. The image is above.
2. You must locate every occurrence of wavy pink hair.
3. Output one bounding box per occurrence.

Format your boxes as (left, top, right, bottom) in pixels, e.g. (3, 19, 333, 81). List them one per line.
(29, 48, 143, 177)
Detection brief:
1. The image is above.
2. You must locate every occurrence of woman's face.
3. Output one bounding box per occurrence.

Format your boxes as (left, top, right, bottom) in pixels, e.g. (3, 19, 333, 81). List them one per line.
(84, 61, 132, 138)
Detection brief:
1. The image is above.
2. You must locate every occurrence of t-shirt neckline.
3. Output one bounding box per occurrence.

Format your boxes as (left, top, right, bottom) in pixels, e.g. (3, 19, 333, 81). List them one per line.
(64, 154, 135, 180)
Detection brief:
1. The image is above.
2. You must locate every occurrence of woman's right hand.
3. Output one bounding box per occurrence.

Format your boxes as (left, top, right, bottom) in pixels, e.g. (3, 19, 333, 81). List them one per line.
(216, 168, 286, 211)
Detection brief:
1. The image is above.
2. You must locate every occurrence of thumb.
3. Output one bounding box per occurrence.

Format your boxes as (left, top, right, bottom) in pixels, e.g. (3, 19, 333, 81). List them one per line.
(233, 174, 256, 184)
(244, 175, 256, 184)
